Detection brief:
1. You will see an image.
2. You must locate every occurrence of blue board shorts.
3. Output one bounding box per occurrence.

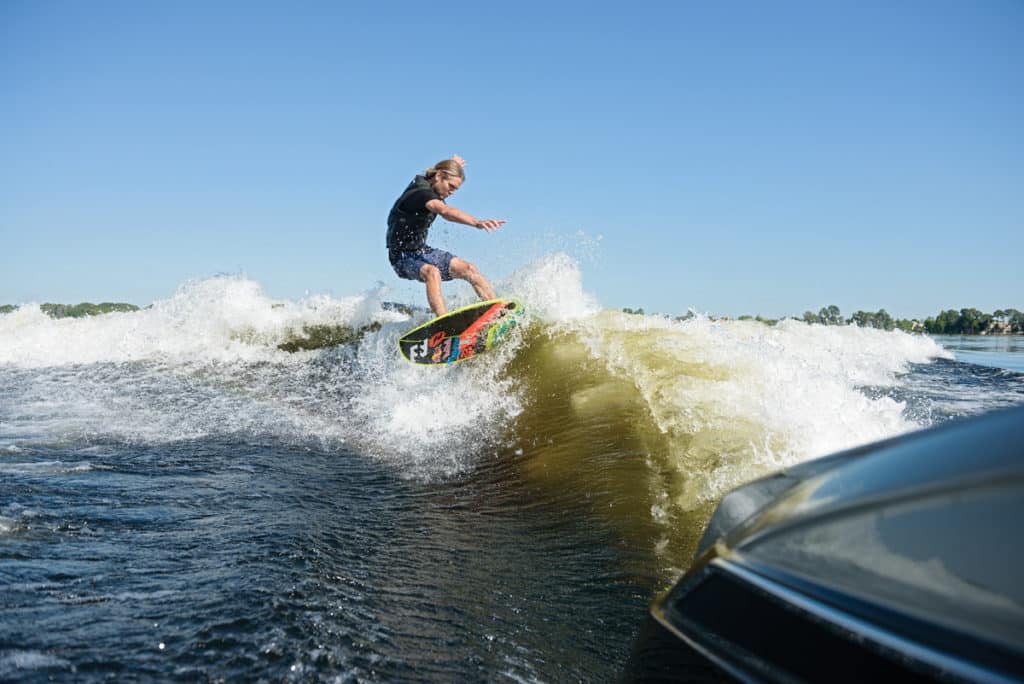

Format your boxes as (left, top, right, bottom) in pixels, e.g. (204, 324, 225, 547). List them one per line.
(389, 247, 455, 282)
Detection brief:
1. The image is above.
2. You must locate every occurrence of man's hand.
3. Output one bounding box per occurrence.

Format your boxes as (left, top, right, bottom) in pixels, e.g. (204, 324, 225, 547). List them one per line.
(452, 154, 466, 169)
(475, 219, 506, 232)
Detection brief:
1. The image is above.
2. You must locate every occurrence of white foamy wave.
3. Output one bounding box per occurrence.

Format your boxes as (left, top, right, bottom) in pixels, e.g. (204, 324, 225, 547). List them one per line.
(500, 252, 600, 322)
(0, 259, 585, 478)
(0, 257, 954, 490)
(340, 321, 525, 478)
(335, 253, 595, 477)
(0, 276, 407, 368)
(411, 252, 599, 325)
(706, 318, 951, 454)
(567, 311, 951, 510)
(0, 460, 97, 475)
(0, 651, 71, 675)
(0, 503, 37, 536)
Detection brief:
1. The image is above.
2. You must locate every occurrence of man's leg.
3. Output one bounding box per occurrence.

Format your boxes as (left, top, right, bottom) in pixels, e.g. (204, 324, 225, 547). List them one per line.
(419, 264, 447, 316)
(449, 257, 496, 301)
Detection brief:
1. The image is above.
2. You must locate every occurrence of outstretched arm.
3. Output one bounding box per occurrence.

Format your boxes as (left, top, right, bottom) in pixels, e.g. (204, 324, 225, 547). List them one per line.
(425, 199, 506, 232)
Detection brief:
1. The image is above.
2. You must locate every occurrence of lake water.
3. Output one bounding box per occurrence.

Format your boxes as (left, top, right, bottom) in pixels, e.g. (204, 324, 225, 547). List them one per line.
(931, 334, 1024, 373)
(3, 262, 1023, 681)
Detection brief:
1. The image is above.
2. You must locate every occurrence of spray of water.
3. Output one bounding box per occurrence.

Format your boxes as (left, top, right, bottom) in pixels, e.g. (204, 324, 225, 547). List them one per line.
(0, 254, 953, 552)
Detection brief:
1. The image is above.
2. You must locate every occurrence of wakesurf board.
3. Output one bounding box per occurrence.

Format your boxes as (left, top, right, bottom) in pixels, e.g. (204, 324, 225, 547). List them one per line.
(398, 299, 522, 365)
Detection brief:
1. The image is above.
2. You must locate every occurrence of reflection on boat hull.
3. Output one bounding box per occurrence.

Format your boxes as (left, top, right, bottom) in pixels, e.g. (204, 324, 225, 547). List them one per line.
(624, 405, 1024, 683)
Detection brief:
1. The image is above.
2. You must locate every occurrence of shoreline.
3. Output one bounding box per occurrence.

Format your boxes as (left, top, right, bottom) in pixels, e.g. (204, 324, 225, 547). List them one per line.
(3, 302, 1023, 338)
(930, 332, 1024, 337)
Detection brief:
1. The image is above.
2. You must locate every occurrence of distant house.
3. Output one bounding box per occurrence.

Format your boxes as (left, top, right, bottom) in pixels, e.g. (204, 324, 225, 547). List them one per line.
(982, 320, 1012, 335)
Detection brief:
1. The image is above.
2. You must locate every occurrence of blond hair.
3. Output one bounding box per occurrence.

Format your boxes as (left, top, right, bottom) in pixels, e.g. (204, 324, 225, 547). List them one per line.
(424, 159, 465, 181)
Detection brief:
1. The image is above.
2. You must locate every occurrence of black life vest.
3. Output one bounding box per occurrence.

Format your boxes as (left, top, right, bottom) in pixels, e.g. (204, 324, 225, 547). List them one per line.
(386, 175, 440, 253)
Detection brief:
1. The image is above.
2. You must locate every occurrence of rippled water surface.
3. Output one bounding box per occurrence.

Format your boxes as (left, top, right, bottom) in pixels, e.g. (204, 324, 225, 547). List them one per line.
(3, 262, 1023, 680)
(3, 439, 654, 681)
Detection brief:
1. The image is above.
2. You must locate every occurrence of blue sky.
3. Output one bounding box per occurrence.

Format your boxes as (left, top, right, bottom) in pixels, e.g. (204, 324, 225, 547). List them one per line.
(3, 0, 1021, 319)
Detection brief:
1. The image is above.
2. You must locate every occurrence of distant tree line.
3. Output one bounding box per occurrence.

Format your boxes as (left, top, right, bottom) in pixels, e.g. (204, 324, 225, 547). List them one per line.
(800, 305, 909, 331)
(785, 305, 1022, 334)
(922, 308, 1024, 335)
(0, 302, 140, 319)
(5, 300, 1021, 335)
(622, 304, 1024, 334)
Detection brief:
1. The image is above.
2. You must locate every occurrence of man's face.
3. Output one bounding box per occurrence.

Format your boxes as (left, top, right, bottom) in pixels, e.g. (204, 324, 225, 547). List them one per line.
(432, 174, 462, 200)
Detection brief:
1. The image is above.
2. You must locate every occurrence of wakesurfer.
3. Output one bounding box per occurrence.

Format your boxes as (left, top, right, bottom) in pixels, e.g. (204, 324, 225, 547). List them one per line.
(386, 155, 506, 316)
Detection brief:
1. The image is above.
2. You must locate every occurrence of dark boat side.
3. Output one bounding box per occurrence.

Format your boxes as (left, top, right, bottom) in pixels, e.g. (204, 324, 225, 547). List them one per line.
(624, 405, 1024, 683)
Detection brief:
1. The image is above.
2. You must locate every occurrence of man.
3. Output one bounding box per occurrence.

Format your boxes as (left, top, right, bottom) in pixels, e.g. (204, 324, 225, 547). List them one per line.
(386, 154, 506, 316)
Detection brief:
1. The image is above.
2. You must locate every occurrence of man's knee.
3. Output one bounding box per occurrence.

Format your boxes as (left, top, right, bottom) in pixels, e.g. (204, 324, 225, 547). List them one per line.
(420, 264, 442, 283)
(452, 259, 480, 280)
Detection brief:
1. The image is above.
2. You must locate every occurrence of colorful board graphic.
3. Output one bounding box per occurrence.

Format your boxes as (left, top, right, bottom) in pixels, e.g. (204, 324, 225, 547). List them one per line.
(398, 299, 522, 365)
